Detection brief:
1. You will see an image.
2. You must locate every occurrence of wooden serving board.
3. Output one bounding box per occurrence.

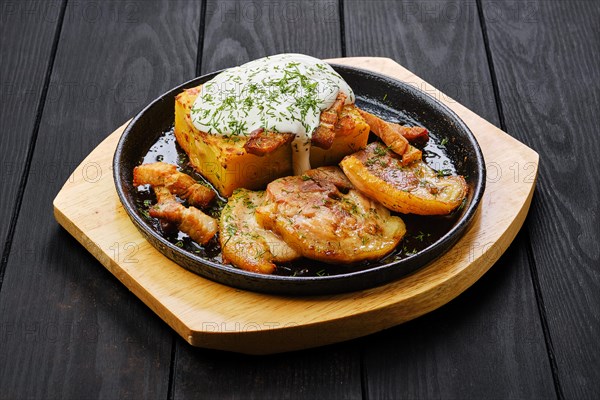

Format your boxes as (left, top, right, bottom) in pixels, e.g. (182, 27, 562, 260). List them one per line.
(53, 58, 538, 354)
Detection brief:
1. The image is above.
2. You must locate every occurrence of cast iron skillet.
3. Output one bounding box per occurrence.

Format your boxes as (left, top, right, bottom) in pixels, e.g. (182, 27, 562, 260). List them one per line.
(113, 65, 486, 295)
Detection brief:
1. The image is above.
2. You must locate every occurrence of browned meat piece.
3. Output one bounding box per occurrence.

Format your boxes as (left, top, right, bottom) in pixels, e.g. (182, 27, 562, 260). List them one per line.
(356, 108, 422, 165)
(243, 128, 295, 156)
(303, 165, 354, 191)
(399, 144, 423, 166)
(149, 186, 218, 245)
(391, 124, 429, 145)
(220, 189, 301, 274)
(311, 92, 347, 150)
(255, 167, 406, 264)
(340, 142, 468, 215)
(133, 162, 215, 208)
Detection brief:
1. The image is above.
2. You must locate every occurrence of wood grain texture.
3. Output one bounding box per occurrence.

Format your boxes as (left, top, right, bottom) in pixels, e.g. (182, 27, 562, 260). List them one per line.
(362, 232, 554, 399)
(343, 2, 556, 398)
(0, 1, 201, 397)
(173, 338, 362, 400)
(0, 0, 63, 273)
(200, 0, 342, 73)
(344, 0, 498, 123)
(482, 1, 600, 397)
(176, 2, 361, 398)
(52, 58, 538, 356)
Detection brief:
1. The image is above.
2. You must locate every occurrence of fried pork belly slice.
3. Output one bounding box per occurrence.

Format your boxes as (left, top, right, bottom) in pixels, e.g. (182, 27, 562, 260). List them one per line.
(392, 123, 429, 145)
(256, 167, 406, 264)
(303, 165, 354, 191)
(311, 92, 347, 150)
(220, 189, 301, 274)
(149, 186, 217, 245)
(357, 108, 423, 165)
(340, 142, 468, 215)
(133, 162, 215, 208)
(243, 128, 295, 156)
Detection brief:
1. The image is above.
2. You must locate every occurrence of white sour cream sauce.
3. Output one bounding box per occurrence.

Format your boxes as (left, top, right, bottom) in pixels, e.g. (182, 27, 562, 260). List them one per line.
(190, 54, 354, 175)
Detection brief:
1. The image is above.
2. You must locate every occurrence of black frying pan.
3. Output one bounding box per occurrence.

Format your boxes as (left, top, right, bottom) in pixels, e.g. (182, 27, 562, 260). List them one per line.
(113, 64, 486, 295)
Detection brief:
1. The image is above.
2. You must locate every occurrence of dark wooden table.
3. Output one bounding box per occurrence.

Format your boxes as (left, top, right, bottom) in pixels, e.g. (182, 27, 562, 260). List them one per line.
(1, 1, 598, 398)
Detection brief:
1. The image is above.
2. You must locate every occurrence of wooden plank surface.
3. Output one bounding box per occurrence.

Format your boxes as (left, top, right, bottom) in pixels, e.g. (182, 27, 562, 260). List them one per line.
(0, 0, 64, 283)
(481, 0, 600, 397)
(174, 340, 362, 400)
(0, 0, 596, 398)
(361, 232, 551, 399)
(344, 1, 556, 398)
(199, 0, 342, 73)
(0, 1, 201, 397)
(173, 1, 363, 398)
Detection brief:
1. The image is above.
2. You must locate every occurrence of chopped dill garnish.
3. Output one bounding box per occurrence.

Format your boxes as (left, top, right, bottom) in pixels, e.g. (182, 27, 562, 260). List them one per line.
(436, 169, 452, 177)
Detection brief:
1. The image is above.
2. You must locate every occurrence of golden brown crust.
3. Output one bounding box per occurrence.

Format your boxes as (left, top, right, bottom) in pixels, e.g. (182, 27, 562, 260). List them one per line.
(243, 128, 295, 156)
(220, 189, 300, 274)
(340, 142, 468, 215)
(133, 162, 215, 208)
(304, 165, 354, 191)
(311, 92, 347, 149)
(356, 108, 423, 165)
(149, 186, 218, 245)
(391, 123, 429, 144)
(357, 108, 408, 154)
(400, 145, 423, 166)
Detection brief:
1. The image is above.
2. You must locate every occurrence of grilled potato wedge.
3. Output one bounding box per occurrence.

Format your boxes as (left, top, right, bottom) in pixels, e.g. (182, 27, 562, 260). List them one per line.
(220, 189, 300, 274)
(340, 142, 468, 215)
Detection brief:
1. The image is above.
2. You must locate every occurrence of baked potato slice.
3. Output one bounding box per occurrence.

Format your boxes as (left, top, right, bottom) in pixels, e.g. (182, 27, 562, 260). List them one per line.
(220, 189, 300, 274)
(340, 142, 468, 215)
